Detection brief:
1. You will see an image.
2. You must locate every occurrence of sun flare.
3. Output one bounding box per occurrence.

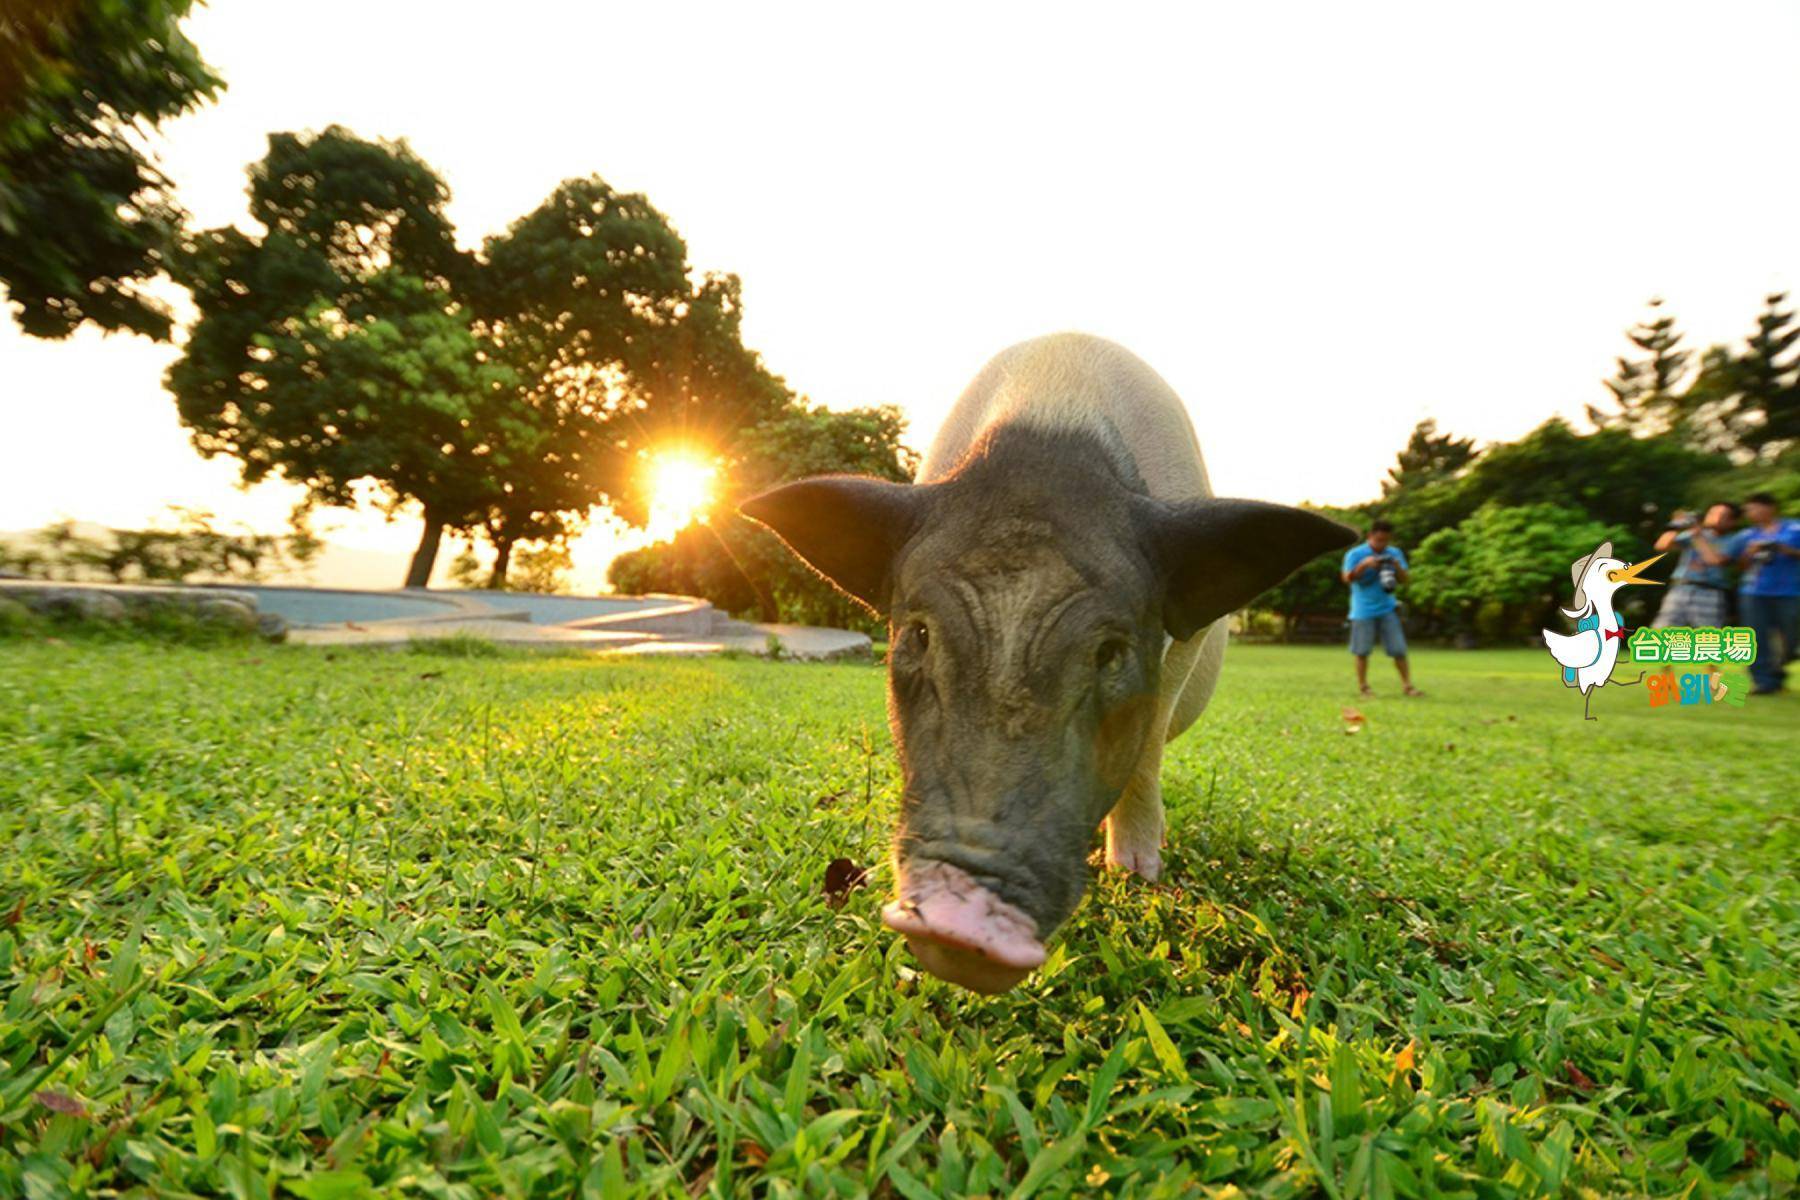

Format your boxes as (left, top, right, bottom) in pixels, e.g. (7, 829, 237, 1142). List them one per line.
(645, 450, 717, 540)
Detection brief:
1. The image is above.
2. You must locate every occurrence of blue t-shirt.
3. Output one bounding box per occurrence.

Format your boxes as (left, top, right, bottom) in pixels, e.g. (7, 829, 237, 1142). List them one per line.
(1669, 528, 1735, 589)
(1727, 518, 1800, 597)
(1343, 543, 1408, 619)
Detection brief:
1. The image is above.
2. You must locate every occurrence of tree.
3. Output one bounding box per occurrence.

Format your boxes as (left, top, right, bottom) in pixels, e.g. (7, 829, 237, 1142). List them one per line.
(0, 0, 223, 339)
(1462, 418, 1722, 547)
(1678, 294, 1800, 462)
(1408, 503, 1618, 640)
(170, 135, 514, 587)
(1381, 419, 1476, 497)
(169, 128, 788, 587)
(608, 403, 918, 632)
(481, 179, 791, 531)
(1588, 297, 1691, 435)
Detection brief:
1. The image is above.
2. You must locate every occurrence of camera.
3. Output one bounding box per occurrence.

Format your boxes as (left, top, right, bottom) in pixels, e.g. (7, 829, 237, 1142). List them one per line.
(1378, 556, 1399, 592)
(1668, 510, 1698, 530)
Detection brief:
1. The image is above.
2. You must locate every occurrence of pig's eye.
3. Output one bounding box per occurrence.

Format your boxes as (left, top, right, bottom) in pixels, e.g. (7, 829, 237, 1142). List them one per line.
(1096, 638, 1128, 671)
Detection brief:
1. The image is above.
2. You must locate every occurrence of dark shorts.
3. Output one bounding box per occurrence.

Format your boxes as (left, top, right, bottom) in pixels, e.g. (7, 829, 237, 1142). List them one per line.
(1349, 611, 1408, 657)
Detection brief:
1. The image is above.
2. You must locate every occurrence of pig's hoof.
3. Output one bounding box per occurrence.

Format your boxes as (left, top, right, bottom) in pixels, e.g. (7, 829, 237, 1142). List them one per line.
(1105, 842, 1162, 882)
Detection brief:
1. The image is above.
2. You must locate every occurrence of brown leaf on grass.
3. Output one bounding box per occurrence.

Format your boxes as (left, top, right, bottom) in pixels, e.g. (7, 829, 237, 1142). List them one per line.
(1394, 1039, 1416, 1074)
(36, 1090, 88, 1117)
(3, 896, 24, 928)
(1562, 1059, 1596, 1092)
(815, 790, 848, 809)
(1588, 946, 1626, 972)
(1341, 706, 1366, 724)
(823, 858, 870, 908)
(738, 1139, 770, 1166)
(418, 671, 443, 681)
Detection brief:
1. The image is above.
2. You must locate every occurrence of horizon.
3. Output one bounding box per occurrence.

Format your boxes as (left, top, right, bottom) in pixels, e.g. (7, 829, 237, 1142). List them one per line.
(3, 1, 1797, 591)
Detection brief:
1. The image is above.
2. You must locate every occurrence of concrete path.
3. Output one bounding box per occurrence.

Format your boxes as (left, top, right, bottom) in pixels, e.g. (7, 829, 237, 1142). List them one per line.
(1, 579, 873, 661)
(237, 586, 873, 660)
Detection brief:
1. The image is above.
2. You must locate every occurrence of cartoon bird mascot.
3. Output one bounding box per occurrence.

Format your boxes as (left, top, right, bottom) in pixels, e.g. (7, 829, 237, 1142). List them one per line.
(1541, 541, 1663, 721)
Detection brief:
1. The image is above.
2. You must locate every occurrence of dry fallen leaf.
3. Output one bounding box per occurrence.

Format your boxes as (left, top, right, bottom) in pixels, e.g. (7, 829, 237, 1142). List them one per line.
(1394, 1039, 1416, 1074)
(36, 1090, 88, 1117)
(822, 858, 870, 908)
(1341, 706, 1366, 724)
(1563, 1059, 1596, 1092)
(1588, 946, 1626, 972)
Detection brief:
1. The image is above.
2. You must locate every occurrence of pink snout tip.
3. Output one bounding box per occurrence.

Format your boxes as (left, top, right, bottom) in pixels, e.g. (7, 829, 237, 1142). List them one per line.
(881, 860, 1046, 994)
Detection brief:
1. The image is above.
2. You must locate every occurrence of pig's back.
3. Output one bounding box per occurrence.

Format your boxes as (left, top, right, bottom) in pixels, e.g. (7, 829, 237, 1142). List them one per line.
(917, 333, 1212, 503)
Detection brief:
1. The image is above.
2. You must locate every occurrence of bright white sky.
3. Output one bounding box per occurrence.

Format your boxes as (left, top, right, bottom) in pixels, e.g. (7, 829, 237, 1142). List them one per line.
(3, 1, 1797, 590)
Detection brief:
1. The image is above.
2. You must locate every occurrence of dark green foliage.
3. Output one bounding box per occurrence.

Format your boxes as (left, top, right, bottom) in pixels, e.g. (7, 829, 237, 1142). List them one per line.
(0, 0, 223, 339)
(168, 130, 516, 586)
(2, 642, 1794, 1195)
(167, 129, 789, 587)
(609, 404, 920, 632)
(1408, 503, 1619, 640)
(1285, 413, 1726, 639)
(1453, 418, 1722, 547)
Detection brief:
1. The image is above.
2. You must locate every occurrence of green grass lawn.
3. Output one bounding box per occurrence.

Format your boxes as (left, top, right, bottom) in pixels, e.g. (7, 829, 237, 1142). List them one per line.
(2, 636, 1796, 1198)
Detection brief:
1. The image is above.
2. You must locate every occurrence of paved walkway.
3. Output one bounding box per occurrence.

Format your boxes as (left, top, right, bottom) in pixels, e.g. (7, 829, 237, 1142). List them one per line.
(0, 579, 872, 661)
(236, 586, 872, 660)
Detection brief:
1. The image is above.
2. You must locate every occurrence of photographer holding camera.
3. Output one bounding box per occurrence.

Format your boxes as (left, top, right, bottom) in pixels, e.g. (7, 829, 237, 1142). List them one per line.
(1341, 519, 1422, 697)
(1651, 503, 1738, 630)
(1726, 492, 1800, 695)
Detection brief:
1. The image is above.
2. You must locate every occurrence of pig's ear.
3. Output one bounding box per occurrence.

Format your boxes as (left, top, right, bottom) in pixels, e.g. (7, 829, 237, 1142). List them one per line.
(738, 476, 928, 614)
(1141, 498, 1358, 640)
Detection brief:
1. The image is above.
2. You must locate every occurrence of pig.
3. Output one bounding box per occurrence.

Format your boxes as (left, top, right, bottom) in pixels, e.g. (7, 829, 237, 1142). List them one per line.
(741, 333, 1353, 993)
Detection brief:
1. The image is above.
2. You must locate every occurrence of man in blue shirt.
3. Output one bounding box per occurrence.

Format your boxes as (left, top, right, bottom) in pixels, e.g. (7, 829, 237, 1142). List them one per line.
(1726, 492, 1800, 695)
(1651, 502, 1738, 629)
(1341, 519, 1422, 697)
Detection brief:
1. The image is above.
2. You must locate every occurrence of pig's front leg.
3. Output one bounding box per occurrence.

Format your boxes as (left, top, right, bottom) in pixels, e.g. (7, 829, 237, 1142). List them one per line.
(1104, 764, 1165, 881)
(1103, 626, 1219, 882)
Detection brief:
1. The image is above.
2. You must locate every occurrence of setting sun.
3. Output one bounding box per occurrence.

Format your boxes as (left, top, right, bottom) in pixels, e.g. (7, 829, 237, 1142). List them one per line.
(645, 450, 718, 541)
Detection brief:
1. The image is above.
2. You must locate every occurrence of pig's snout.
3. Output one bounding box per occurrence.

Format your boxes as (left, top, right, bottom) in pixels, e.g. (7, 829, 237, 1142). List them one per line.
(881, 860, 1047, 994)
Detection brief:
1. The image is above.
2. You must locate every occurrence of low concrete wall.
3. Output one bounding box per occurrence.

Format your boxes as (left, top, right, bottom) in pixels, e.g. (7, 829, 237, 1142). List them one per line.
(0, 579, 282, 637)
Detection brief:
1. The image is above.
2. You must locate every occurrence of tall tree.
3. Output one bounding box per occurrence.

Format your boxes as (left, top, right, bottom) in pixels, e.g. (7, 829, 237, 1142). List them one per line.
(168, 129, 501, 586)
(1381, 419, 1476, 497)
(1588, 297, 1691, 435)
(169, 129, 788, 587)
(481, 179, 790, 531)
(1679, 293, 1800, 462)
(1463, 417, 1721, 545)
(0, 0, 223, 339)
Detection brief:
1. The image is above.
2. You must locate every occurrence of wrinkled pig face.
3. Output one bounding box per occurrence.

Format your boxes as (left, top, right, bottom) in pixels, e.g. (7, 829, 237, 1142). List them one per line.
(740, 428, 1354, 993)
(878, 507, 1167, 992)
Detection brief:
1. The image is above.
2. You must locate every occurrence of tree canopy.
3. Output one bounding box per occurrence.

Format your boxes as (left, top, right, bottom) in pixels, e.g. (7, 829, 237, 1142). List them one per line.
(0, 0, 223, 339)
(167, 128, 789, 587)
